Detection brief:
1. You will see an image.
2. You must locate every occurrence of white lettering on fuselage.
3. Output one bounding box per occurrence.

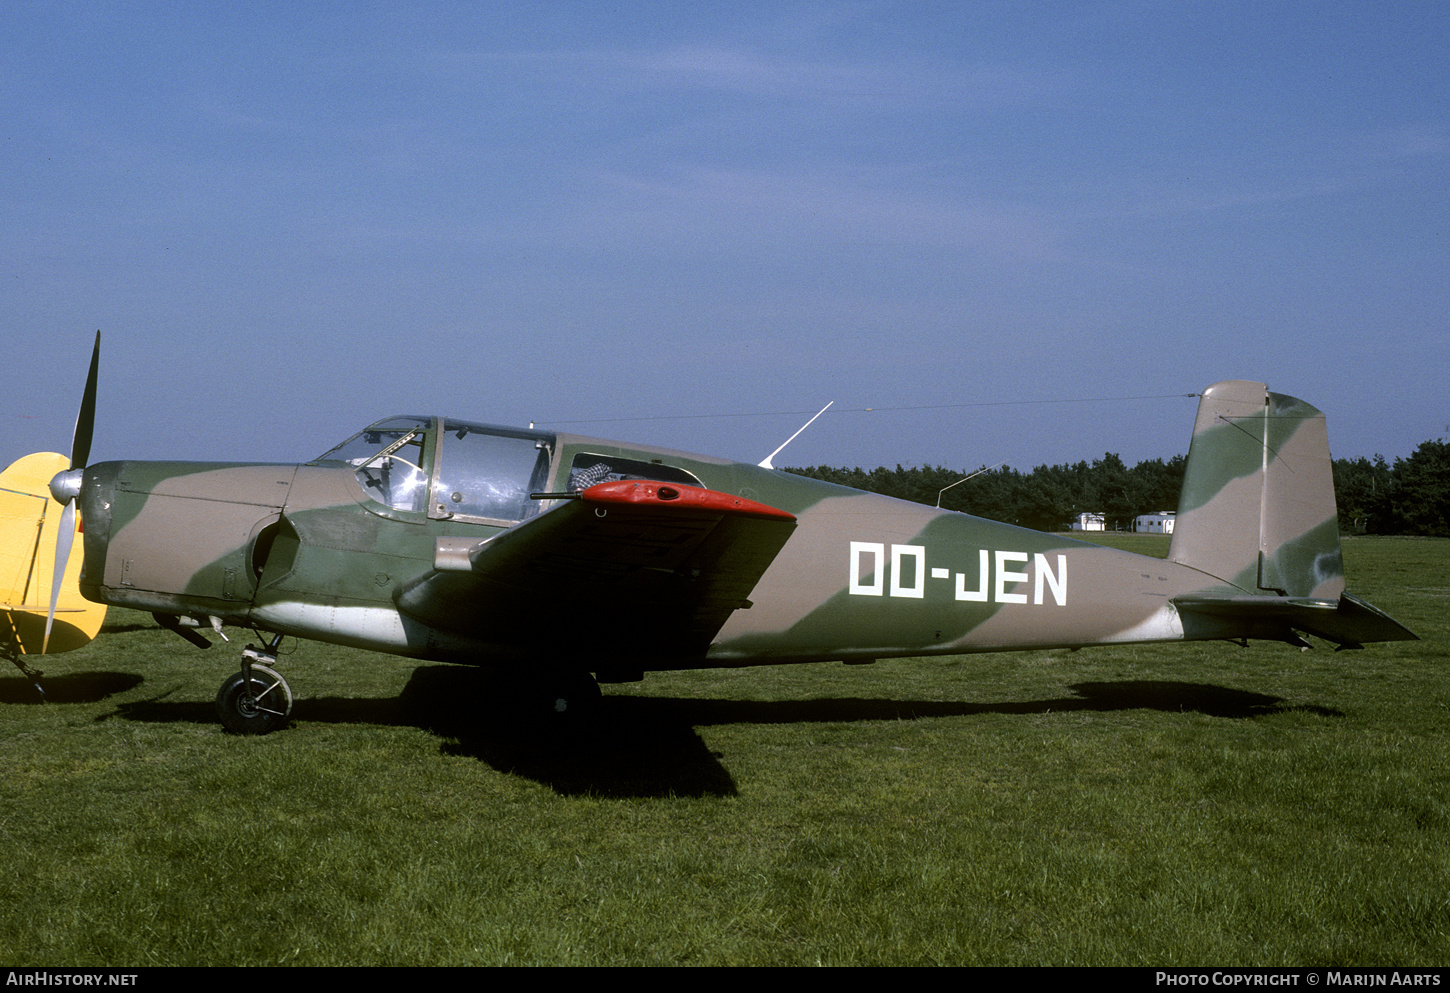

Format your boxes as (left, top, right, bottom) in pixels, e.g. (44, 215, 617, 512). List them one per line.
(849, 542, 1066, 605)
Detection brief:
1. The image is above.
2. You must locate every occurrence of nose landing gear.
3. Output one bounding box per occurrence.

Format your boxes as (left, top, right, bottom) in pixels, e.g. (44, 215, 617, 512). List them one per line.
(216, 639, 292, 734)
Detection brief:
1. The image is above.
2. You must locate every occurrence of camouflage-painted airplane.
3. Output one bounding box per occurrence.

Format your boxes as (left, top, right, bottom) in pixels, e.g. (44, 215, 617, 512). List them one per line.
(1, 335, 1417, 733)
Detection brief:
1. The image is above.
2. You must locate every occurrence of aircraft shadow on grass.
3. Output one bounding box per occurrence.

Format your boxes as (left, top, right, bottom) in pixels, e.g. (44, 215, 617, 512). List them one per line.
(3, 666, 1343, 799)
(0, 671, 143, 704)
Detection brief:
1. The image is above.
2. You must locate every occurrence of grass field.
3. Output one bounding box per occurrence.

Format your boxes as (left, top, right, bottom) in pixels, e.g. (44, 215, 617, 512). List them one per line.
(2, 535, 1446, 965)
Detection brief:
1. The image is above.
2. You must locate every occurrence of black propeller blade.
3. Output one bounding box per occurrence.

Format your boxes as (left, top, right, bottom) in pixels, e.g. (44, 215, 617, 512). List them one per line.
(72, 330, 100, 472)
(43, 331, 100, 655)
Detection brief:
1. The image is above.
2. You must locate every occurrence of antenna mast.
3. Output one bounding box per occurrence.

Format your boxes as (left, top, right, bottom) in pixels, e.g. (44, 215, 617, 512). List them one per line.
(758, 402, 833, 470)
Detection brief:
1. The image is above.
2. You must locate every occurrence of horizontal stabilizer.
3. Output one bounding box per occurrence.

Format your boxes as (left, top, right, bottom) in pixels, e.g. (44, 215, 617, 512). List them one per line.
(1173, 591, 1418, 649)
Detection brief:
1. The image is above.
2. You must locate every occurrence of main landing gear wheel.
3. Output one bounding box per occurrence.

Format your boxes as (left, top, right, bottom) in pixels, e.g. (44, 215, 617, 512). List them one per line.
(545, 670, 602, 718)
(216, 662, 293, 735)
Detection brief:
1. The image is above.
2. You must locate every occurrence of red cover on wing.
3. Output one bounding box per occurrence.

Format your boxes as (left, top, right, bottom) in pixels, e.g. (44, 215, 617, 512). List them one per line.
(579, 480, 796, 521)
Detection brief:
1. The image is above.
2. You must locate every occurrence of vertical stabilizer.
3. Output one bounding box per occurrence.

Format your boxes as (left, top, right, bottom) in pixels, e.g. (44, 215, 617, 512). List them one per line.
(1169, 381, 1344, 598)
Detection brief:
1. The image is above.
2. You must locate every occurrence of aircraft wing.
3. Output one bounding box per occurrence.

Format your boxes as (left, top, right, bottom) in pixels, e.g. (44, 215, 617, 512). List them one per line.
(394, 480, 797, 662)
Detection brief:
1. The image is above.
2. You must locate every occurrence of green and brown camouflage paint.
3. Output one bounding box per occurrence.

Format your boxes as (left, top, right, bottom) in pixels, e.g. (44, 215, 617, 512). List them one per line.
(68, 382, 1413, 681)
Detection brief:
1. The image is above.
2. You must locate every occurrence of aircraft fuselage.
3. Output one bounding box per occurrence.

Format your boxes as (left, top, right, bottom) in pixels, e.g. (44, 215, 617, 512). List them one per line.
(73, 425, 1268, 675)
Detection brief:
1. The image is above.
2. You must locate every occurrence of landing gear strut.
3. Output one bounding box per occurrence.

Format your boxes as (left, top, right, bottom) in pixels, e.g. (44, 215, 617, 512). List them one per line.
(216, 637, 292, 734)
(3, 650, 45, 698)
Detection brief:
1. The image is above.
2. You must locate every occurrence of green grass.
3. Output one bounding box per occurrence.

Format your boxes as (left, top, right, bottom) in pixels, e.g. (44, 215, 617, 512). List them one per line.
(1, 537, 1446, 965)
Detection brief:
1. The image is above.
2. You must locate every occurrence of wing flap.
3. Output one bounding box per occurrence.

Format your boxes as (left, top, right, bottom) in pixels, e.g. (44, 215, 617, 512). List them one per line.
(396, 481, 796, 662)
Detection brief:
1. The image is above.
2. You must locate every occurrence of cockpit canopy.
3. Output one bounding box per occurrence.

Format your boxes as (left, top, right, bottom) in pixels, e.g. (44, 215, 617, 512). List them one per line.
(313, 416, 555, 523)
(315, 415, 708, 524)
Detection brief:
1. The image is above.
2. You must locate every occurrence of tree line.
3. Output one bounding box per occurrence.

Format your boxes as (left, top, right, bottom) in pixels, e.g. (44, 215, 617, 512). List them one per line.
(785, 438, 1449, 537)
(1333, 440, 1449, 536)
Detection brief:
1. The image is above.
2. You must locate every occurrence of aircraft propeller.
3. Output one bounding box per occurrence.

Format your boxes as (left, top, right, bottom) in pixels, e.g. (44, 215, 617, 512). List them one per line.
(42, 331, 100, 654)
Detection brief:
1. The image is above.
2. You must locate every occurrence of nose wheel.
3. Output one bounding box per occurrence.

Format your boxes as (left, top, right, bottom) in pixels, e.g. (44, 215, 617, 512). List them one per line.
(216, 645, 292, 734)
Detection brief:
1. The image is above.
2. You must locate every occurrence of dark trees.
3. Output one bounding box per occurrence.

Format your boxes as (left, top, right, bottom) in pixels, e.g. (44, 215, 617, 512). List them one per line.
(788, 441, 1444, 536)
(1390, 440, 1450, 537)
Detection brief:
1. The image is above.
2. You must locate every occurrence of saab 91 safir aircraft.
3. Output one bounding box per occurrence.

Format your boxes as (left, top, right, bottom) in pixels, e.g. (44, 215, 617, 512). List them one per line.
(1, 334, 1417, 733)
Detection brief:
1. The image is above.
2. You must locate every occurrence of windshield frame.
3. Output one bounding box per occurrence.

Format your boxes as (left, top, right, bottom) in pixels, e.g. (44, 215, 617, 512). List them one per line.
(310, 416, 436, 518)
(310, 415, 433, 467)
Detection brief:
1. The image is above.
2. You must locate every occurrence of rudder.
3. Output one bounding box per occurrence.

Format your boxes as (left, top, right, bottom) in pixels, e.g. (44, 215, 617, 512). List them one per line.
(1168, 381, 1344, 599)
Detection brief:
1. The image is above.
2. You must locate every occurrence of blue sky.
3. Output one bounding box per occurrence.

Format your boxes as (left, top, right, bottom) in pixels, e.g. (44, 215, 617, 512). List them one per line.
(3, 1, 1445, 474)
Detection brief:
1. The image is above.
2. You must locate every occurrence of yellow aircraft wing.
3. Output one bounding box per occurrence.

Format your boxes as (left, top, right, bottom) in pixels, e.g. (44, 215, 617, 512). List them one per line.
(0, 451, 107, 656)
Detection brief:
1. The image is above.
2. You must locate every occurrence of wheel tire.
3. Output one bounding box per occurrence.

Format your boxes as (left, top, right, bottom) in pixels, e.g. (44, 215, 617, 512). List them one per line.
(545, 670, 602, 718)
(216, 663, 293, 734)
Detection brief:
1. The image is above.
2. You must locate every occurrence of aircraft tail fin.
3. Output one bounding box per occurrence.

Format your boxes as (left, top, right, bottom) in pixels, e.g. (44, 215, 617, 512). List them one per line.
(1166, 382, 1416, 648)
(1, 452, 107, 664)
(1169, 381, 1344, 598)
